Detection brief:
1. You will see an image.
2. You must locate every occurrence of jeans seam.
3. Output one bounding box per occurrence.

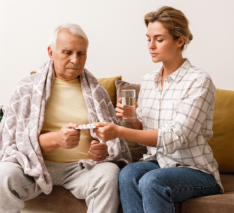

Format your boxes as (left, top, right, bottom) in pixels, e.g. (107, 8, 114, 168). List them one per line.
(171, 183, 219, 192)
(138, 178, 146, 213)
(167, 188, 175, 213)
(139, 177, 175, 213)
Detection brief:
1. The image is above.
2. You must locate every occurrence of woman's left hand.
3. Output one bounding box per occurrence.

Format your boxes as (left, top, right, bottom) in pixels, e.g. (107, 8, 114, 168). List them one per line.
(94, 122, 120, 142)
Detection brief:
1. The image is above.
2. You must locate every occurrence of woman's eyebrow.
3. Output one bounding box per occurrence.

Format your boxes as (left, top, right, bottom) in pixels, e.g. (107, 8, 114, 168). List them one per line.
(146, 34, 164, 38)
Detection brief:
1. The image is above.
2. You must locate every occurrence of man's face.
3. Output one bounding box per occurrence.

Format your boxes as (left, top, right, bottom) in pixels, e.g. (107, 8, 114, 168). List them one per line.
(48, 29, 88, 81)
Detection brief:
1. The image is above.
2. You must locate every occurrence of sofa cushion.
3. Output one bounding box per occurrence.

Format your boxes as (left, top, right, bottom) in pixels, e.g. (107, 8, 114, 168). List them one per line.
(24, 187, 87, 213)
(97, 76, 122, 106)
(181, 192, 234, 213)
(115, 79, 147, 162)
(24, 175, 234, 213)
(220, 174, 234, 192)
(208, 89, 234, 173)
(24, 186, 181, 213)
(115, 78, 141, 105)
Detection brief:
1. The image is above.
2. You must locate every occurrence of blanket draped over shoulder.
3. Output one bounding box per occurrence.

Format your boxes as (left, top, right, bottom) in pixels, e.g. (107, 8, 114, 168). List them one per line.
(0, 60, 132, 194)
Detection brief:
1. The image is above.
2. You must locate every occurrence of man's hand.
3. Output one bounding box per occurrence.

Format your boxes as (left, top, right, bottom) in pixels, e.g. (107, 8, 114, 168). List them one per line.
(88, 140, 108, 161)
(55, 123, 80, 149)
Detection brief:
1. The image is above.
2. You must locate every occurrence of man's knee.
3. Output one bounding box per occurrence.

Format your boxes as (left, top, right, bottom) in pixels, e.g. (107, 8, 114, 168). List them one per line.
(89, 162, 120, 194)
(98, 162, 120, 185)
(0, 162, 22, 184)
(0, 162, 34, 193)
(0, 162, 25, 200)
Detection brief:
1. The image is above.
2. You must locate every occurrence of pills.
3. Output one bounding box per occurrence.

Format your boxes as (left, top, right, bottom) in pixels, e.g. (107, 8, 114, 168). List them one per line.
(75, 124, 98, 130)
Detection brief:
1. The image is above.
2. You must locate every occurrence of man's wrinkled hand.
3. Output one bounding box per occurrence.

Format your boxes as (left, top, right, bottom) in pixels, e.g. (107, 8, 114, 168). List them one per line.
(88, 140, 108, 161)
(55, 123, 80, 149)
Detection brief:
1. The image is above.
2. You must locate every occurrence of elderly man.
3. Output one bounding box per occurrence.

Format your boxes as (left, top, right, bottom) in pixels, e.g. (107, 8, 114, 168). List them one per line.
(0, 23, 131, 213)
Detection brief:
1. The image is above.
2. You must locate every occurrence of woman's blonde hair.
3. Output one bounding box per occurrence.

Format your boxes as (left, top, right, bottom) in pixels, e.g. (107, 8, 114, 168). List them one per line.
(144, 6, 193, 51)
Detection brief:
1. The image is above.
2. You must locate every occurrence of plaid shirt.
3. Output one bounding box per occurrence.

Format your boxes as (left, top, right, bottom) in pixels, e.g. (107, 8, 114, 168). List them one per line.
(136, 59, 223, 192)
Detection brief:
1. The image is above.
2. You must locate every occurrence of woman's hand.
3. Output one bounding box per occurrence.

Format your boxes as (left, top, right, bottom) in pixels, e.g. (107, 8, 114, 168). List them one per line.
(115, 98, 124, 120)
(88, 140, 108, 161)
(115, 98, 138, 122)
(94, 122, 120, 142)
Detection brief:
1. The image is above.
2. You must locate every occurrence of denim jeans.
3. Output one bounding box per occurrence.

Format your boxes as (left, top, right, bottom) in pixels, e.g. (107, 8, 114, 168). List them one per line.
(119, 161, 221, 213)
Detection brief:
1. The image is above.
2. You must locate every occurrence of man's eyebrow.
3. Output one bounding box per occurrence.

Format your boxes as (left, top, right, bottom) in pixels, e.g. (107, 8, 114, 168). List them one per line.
(146, 34, 164, 38)
(62, 48, 72, 51)
(62, 48, 87, 51)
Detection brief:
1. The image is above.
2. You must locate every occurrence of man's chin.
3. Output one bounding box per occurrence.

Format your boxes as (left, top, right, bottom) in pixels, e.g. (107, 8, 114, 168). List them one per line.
(56, 73, 80, 81)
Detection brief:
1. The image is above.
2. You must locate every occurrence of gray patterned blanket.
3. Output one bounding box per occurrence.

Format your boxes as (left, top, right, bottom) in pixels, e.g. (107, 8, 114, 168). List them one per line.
(0, 60, 131, 194)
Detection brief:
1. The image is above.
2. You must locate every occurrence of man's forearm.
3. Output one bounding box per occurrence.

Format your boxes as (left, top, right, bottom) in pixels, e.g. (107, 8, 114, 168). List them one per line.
(38, 132, 59, 154)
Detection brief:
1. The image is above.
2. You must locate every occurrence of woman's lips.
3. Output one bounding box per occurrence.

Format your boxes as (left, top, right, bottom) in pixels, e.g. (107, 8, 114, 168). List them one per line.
(151, 53, 158, 57)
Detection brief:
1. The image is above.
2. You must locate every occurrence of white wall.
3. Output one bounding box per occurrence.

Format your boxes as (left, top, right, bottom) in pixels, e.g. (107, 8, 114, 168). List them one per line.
(1, 0, 234, 107)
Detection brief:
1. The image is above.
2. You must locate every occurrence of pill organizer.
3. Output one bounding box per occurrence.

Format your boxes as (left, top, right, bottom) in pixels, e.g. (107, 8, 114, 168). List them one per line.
(75, 124, 98, 130)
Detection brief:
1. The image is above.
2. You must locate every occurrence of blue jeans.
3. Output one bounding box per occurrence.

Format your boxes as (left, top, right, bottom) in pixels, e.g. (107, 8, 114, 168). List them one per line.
(119, 161, 221, 213)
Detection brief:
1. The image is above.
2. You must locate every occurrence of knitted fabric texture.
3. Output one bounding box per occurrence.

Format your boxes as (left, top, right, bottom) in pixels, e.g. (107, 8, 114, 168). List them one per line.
(0, 60, 131, 194)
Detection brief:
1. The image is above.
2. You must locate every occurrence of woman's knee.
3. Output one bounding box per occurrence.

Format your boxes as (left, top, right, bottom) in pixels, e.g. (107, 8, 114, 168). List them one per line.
(118, 163, 140, 184)
(119, 162, 152, 189)
(139, 169, 169, 194)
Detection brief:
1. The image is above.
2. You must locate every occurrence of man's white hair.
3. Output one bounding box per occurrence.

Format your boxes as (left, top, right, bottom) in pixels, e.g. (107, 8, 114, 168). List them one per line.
(49, 23, 89, 51)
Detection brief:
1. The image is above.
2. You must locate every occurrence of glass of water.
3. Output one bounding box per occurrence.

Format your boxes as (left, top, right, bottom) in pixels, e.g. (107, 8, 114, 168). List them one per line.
(121, 89, 136, 122)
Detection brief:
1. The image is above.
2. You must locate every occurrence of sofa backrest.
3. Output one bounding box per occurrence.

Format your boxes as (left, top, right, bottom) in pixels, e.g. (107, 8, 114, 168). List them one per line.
(208, 89, 234, 173)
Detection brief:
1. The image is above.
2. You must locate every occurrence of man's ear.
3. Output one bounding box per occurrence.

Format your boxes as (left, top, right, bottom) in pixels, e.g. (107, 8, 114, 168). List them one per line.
(178, 37, 185, 48)
(48, 46, 54, 60)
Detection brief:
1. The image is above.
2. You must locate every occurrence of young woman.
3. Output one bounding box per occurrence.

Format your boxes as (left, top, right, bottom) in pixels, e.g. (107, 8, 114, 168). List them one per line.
(94, 6, 223, 213)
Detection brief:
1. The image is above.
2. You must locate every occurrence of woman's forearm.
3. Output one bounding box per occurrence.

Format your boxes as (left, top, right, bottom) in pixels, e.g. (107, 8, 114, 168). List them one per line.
(127, 118, 143, 130)
(118, 126, 158, 147)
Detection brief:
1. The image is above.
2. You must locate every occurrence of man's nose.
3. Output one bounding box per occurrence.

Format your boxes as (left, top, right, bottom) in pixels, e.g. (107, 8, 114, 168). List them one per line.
(70, 54, 79, 64)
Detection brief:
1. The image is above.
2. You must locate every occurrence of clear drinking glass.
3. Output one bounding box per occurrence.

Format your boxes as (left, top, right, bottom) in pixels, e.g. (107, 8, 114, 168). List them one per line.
(121, 89, 136, 122)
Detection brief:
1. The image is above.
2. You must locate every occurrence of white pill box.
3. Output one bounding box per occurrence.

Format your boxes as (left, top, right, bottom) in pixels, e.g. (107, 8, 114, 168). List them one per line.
(75, 124, 98, 130)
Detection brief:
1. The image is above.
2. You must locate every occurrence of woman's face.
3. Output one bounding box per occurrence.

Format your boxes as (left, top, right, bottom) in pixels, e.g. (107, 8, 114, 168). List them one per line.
(146, 21, 182, 63)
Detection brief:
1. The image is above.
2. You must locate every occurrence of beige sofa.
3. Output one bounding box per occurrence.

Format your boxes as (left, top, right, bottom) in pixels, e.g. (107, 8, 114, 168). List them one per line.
(23, 76, 234, 213)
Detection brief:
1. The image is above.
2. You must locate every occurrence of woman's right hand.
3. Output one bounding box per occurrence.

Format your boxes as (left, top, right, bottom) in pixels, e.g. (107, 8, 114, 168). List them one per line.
(115, 98, 124, 120)
(115, 98, 138, 122)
